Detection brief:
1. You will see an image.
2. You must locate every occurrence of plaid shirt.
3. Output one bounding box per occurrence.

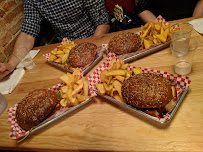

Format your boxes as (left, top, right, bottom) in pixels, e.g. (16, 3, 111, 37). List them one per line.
(22, 0, 110, 41)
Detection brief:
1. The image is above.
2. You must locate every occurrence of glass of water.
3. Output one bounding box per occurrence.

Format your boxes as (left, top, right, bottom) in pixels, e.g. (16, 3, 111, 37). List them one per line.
(170, 38, 198, 75)
(169, 22, 193, 39)
(13, 48, 35, 70)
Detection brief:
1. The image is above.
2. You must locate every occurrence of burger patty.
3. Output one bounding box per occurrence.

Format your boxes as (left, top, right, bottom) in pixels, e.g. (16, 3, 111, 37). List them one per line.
(121, 73, 173, 108)
(16, 89, 58, 131)
(108, 32, 142, 55)
(68, 42, 97, 68)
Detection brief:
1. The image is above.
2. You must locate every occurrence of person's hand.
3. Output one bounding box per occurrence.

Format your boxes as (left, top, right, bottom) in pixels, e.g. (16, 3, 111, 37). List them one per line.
(0, 63, 15, 80)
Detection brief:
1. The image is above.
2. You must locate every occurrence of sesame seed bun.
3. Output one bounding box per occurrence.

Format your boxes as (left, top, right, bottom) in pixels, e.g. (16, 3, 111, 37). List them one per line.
(108, 32, 142, 55)
(68, 42, 97, 67)
(16, 89, 58, 131)
(121, 73, 173, 108)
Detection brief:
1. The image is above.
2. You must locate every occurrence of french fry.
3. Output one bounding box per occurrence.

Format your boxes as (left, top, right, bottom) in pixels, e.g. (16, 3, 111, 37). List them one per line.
(60, 74, 71, 85)
(96, 58, 133, 103)
(54, 58, 62, 63)
(143, 39, 153, 49)
(131, 68, 143, 75)
(114, 75, 125, 83)
(141, 21, 171, 49)
(49, 41, 76, 68)
(103, 82, 113, 92)
(113, 93, 125, 103)
(105, 70, 126, 76)
(49, 54, 57, 62)
(56, 50, 64, 55)
(72, 83, 83, 96)
(61, 86, 68, 93)
(140, 22, 152, 38)
(121, 63, 129, 70)
(100, 70, 108, 83)
(96, 83, 105, 95)
(60, 98, 68, 107)
(83, 79, 89, 96)
(61, 54, 69, 63)
(156, 34, 167, 43)
(107, 57, 117, 70)
(76, 94, 89, 103)
(58, 68, 90, 107)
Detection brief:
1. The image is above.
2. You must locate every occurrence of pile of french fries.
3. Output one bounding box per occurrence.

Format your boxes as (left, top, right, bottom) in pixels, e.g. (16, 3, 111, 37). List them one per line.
(140, 22, 171, 49)
(58, 68, 90, 107)
(49, 41, 76, 67)
(96, 58, 143, 103)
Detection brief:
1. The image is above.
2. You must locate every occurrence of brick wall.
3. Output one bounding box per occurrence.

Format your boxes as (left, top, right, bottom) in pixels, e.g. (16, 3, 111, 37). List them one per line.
(0, 0, 23, 63)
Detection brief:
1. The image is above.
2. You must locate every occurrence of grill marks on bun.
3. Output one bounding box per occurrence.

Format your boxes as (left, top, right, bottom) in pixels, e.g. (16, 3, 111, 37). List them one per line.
(108, 32, 142, 55)
(121, 73, 173, 109)
(16, 89, 58, 131)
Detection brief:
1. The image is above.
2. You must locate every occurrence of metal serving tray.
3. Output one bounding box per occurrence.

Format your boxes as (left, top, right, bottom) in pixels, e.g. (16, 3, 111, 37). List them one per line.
(97, 86, 188, 124)
(20, 97, 93, 138)
(46, 46, 104, 75)
(122, 41, 171, 63)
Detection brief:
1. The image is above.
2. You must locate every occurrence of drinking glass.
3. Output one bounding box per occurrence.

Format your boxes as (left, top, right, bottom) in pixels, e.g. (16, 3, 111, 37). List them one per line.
(13, 48, 35, 70)
(169, 22, 193, 40)
(170, 38, 198, 75)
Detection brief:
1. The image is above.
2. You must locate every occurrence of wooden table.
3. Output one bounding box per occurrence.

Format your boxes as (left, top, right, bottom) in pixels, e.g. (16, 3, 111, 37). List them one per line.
(0, 17, 203, 151)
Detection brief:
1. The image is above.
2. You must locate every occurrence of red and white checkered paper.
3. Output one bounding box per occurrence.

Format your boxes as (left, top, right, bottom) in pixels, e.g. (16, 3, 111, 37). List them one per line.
(88, 51, 192, 123)
(104, 15, 175, 61)
(8, 72, 96, 140)
(43, 37, 103, 72)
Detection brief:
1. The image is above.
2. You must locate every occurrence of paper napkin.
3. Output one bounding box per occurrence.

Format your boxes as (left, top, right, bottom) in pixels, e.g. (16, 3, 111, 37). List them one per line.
(0, 49, 40, 95)
(189, 18, 203, 34)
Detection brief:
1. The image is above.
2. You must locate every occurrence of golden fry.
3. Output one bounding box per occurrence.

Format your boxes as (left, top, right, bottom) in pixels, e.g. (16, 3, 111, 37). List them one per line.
(105, 70, 126, 76)
(143, 39, 153, 49)
(114, 75, 125, 83)
(131, 67, 143, 75)
(141, 21, 171, 49)
(156, 34, 167, 43)
(83, 79, 89, 96)
(96, 83, 105, 95)
(103, 82, 113, 92)
(49, 54, 57, 62)
(76, 94, 89, 102)
(59, 69, 89, 107)
(113, 93, 125, 103)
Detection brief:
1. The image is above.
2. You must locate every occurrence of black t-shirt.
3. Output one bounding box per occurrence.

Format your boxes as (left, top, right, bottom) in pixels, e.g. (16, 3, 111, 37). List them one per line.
(135, 0, 198, 21)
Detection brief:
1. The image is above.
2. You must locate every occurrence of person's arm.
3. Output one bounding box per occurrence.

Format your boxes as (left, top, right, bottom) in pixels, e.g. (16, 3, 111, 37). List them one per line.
(9, 32, 35, 68)
(84, 0, 110, 36)
(138, 10, 157, 23)
(193, 0, 203, 17)
(93, 24, 110, 36)
(0, 32, 35, 80)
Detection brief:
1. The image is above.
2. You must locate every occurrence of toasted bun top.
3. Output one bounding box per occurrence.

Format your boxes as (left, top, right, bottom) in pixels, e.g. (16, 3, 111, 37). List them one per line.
(16, 89, 58, 131)
(121, 73, 173, 108)
(68, 42, 97, 67)
(108, 32, 141, 55)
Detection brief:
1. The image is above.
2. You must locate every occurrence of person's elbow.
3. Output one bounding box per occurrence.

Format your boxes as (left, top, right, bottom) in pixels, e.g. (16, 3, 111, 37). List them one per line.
(94, 24, 110, 36)
(138, 10, 157, 23)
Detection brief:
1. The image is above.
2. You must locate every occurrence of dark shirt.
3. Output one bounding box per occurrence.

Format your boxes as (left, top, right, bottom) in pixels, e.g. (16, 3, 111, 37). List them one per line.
(22, 0, 110, 41)
(135, 0, 198, 21)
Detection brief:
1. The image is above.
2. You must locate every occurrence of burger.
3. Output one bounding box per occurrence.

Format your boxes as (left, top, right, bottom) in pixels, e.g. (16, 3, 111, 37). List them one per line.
(68, 42, 97, 68)
(108, 32, 142, 55)
(16, 89, 58, 131)
(121, 73, 177, 117)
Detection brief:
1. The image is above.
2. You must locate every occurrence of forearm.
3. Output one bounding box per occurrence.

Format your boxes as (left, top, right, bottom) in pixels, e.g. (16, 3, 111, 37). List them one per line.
(93, 24, 110, 36)
(193, 0, 203, 17)
(8, 32, 35, 68)
(138, 10, 157, 23)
